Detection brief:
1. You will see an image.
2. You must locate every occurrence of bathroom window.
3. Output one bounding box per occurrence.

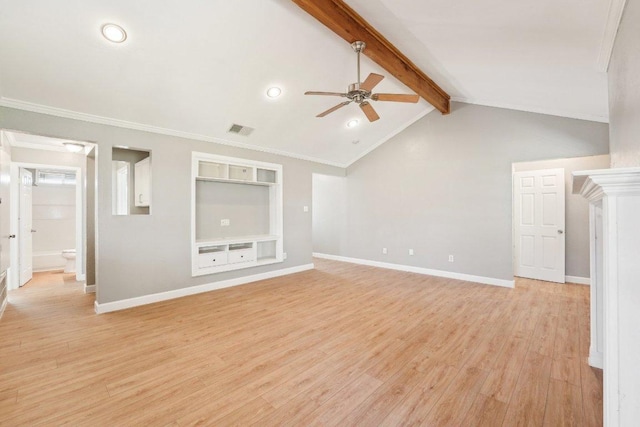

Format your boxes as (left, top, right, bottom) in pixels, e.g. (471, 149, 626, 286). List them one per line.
(36, 170, 76, 186)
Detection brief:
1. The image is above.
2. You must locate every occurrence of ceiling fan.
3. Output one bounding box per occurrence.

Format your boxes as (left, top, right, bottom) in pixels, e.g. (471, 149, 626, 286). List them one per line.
(305, 41, 420, 122)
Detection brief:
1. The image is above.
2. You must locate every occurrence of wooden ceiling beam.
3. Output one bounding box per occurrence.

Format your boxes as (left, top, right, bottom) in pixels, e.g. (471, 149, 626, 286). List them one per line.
(291, 0, 450, 114)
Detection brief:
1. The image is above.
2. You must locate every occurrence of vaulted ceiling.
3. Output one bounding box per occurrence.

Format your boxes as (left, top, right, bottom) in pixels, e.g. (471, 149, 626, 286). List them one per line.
(0, 0, 612, 167)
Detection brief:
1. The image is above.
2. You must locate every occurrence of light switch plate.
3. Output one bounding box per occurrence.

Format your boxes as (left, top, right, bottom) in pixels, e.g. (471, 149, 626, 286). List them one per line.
(221, 219, 230, 226)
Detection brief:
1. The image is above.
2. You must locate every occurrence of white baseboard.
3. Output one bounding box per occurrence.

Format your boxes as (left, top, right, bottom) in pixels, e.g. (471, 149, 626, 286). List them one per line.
(94, 263, 314, 314)
(33, 268, 64, 273)
(313, 253, 515, 288)
(589, 350, 604, 369)
(565, 275, 590, 285)
(84, 284, 96, 294)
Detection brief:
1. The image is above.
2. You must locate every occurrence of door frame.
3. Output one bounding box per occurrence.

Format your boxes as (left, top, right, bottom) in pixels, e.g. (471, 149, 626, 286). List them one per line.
(18, 168, 34, 286)
(9, 162, 84, 290)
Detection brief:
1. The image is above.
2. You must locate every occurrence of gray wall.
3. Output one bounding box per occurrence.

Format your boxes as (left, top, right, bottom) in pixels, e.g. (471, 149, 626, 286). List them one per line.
(513, 155, 610, 278)
(0, 106, 343, 304)
(312, 174, 347, 255)
(196, 181, 270, 240)
(315, 103, 609, 281)
(609, 0, 640, 168)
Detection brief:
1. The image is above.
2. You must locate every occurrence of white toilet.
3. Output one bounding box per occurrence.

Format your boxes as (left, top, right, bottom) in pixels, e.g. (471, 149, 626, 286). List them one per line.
(61, 249, 76, 273)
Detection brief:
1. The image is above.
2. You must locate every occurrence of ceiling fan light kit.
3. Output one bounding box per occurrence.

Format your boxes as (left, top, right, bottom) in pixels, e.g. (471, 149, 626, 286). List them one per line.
(305, 41, 420, 123)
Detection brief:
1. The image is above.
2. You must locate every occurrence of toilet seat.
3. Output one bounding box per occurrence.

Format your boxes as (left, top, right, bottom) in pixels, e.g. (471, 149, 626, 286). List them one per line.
(61, 249, 76, 273)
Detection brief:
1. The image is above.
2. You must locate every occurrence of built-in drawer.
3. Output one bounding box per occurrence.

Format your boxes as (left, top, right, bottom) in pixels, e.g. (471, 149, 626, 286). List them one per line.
(198, 246, 228, 268)
(228, 248, 255, 264)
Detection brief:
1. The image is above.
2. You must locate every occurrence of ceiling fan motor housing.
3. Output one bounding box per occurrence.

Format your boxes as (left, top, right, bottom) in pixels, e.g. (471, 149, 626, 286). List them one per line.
(347, 83, 370, 104)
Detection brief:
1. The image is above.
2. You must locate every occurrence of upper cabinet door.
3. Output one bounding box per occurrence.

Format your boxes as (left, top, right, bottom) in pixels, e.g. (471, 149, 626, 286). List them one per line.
(134, 157, 151, 207)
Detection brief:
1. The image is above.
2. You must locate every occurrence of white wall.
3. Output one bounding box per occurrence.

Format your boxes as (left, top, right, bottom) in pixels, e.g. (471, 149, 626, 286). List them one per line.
(609, 0, 640, 167)
(32, 182, 75, 271)
(513, 155, 610, 279)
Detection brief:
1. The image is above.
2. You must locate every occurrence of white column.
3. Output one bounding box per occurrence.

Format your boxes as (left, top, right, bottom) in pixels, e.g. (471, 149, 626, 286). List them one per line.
(573, 167, 640, 427)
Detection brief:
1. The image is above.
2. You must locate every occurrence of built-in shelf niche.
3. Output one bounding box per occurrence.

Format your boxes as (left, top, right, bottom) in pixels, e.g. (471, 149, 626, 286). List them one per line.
(112, 147, 152, 215)
(192, 152, 283, 276)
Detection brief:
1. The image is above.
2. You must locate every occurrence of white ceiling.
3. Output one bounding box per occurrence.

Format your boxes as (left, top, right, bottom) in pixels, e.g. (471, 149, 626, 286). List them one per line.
(0, 0, 611, 167)
(345, 0, 611, 122)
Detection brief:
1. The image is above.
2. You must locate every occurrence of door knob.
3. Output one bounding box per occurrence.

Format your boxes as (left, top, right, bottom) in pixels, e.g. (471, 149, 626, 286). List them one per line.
(8, 234, 15, 239)
(31, 229, 37, 233)
(557, 230, 564, 234)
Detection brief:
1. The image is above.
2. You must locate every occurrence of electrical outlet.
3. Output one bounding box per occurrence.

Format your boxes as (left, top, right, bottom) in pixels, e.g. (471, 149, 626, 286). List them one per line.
(409, 249, 414, 256)
(220, 219, 230, 226)
(382, 248, 387, 255)
(283, 252, 287, 259)
(303, 206, 309, 212)
(449, 255, 454, 262)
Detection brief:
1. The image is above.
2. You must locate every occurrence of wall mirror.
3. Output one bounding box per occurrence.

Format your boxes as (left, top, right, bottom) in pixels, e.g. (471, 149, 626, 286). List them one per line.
(111, 147, 151, 215)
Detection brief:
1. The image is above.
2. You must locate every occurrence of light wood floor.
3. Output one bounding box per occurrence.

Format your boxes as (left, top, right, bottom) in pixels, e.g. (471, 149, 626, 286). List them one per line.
(0, 260, 602, 426)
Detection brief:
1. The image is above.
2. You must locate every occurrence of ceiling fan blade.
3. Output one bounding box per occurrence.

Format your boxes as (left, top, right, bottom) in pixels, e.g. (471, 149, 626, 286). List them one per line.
(316, 101, 351, 117)
(372, 93, 420, 103)
(360, 73, 385, 92)
(360, 101, 380, 122)
(305, 91, 347, 97)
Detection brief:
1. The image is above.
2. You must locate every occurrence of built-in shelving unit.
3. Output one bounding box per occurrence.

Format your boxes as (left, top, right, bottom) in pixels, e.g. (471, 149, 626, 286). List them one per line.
(192, 152, 283, 276)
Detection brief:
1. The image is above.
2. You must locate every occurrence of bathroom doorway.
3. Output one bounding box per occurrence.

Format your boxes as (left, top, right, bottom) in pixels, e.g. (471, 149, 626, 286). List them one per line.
(3, 130, 96, 293)
(12, 163, 82, 288)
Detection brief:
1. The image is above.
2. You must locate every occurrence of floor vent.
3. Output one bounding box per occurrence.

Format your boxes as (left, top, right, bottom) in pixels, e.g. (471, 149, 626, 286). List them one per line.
(227, 123, 255, 136)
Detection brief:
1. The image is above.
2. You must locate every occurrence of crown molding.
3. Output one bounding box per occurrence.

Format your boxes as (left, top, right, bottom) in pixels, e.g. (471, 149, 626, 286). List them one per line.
(0, 97, 348, 168)
(573, 167, 640, 201)
(1, 129, 16, 146)
(596, 0, 627, 72)
(451, 97, 609, 123)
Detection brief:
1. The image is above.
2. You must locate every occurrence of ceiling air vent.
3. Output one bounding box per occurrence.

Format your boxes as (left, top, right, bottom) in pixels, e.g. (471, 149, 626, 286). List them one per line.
(227, 123, 255, 137)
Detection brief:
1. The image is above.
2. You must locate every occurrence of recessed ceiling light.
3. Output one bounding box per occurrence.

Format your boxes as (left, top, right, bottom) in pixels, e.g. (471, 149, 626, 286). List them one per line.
(101, 23, 127, 43)
(266, 87, 282, 98)
(346, 119, 359, 128)
(63, 142, 84, 153)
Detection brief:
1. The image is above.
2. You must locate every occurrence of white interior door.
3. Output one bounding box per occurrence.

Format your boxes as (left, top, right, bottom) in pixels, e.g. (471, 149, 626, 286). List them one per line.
(514, 168, 565, 283)
(19, 168, 33, 286)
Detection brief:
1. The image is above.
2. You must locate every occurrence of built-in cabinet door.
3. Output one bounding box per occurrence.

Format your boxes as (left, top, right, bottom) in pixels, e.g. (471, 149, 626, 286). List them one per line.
(134, 157, 151, 207)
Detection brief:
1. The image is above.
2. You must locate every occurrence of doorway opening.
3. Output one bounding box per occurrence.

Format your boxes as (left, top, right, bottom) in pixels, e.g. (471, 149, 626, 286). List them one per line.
(1, 130, 97, 295)
(512, 155, 610, 285)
